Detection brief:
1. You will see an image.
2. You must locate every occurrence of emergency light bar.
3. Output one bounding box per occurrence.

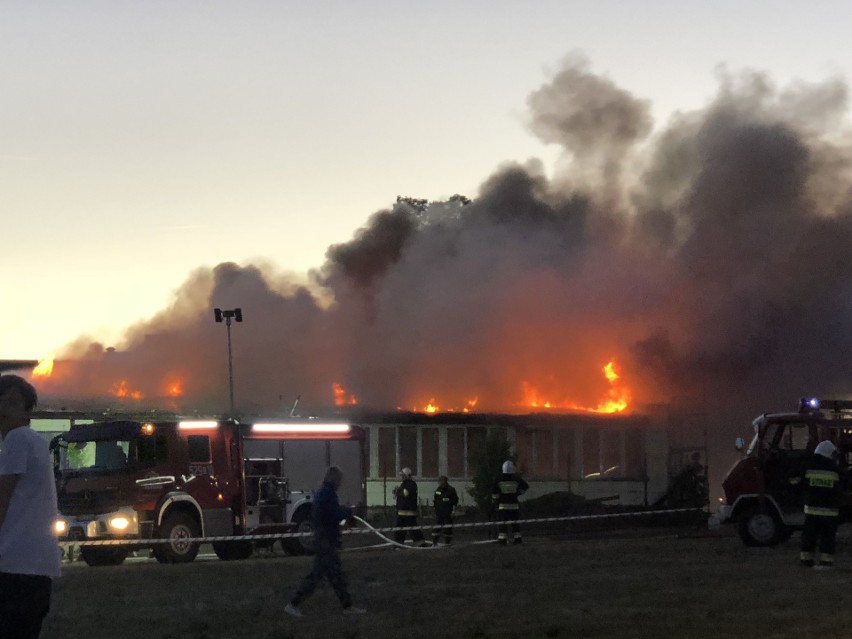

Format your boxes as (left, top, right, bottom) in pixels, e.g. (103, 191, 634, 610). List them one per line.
(178, 420, 220, 430)
(252, 423, 350, 434)
(798, 398, 852, 412)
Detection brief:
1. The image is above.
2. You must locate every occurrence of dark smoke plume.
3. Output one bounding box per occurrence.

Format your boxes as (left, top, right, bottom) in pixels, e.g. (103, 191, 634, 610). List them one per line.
(36, 58, 852, 437)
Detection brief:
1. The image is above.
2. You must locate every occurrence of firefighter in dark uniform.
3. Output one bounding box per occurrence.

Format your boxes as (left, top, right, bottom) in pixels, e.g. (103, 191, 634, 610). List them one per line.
(800, 440, 841, 569)
(492, 460, 529, 545)
(432, 475, 459, 545)
(394, 467, 427, 546)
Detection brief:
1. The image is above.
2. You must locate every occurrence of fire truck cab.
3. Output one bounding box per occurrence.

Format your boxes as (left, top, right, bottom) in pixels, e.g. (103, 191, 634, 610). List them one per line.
(50, 418, 364, 566)
(720, 398, 852, 546)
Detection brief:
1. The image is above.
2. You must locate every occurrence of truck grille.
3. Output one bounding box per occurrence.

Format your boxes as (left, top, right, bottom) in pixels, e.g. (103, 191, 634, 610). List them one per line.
(58, 489, 122, 516)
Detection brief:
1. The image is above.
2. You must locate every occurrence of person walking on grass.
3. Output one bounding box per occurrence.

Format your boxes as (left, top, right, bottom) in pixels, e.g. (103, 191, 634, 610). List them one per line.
(432, 475, 459, 545)
(0, 375, 62, 639)
(285, 466, 366, 617)
(800, 440, 841, 570)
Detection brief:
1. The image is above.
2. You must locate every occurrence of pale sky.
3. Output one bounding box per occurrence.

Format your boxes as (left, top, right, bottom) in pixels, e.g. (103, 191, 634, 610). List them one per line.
(3, 0, 850, 359)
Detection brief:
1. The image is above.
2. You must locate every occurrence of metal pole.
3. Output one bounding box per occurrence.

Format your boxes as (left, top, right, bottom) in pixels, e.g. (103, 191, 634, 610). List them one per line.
(226, 316, 235, 417)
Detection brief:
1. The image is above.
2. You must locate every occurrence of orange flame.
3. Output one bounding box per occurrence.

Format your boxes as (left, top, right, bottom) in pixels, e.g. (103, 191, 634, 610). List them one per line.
(520, 360, 630, 414)
(111, 380, 143, 400)
(332, 382, 358, 406)
(32, 357, 54, 378)
(521, 381, 552, 409)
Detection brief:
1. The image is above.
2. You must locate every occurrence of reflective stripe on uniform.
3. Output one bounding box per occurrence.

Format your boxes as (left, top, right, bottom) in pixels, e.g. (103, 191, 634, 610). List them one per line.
(805, 470, 839, 488)
(819, 553, 835, 565)
(498, 481, 519, 494)
(804, 505, 839, 517)
(498, 503, 519, 510)
(397, 510, 418, 517)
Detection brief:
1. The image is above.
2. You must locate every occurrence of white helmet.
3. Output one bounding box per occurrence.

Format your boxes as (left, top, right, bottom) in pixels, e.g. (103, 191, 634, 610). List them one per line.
(502, 460, 515, 474)
(815, 440, 838, 459)
(400, 467, 412, 477)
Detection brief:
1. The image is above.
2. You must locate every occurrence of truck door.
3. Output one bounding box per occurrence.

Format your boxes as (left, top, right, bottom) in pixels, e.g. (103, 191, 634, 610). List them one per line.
(765, 421, 815, 521)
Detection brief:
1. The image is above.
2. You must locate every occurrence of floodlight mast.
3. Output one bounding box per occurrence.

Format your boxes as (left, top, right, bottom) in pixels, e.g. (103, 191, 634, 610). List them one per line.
(213, 308, 243, 417)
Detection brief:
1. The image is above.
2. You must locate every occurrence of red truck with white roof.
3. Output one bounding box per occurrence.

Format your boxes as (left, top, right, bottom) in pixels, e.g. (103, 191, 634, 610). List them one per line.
(719, 398, 852, 546)
(50, 417, 365, 566)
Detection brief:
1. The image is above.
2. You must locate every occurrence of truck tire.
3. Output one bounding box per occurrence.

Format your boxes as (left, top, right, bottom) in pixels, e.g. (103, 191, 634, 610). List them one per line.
(80, 546, 129, 567)
(212, 541, 254, 561)
(737, 504, 786, 547)
(153, 512, 201, 564)
(284, 509, 314, 555)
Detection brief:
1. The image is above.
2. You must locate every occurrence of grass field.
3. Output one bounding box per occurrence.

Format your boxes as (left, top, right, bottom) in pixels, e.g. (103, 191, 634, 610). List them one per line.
(40, 524, 852, 639)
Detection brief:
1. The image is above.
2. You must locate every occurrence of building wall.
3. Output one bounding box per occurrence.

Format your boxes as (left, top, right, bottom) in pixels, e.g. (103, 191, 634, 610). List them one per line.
(363, 414, 670, 510)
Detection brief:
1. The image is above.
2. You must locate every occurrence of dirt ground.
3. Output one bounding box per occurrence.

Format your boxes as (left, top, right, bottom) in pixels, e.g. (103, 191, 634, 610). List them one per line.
(40, 523, 852, 639)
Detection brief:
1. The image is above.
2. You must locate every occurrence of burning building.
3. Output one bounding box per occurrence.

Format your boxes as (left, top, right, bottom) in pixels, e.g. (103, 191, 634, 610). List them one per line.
(14, 57, 852, 502)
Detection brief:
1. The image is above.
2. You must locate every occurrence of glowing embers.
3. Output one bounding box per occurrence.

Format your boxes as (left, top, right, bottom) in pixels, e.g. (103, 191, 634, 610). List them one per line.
(32, 356, 54, 378)
(398, 397, 479, 414)
(164, 377, 184, 398)
(332, 382, 358, 406)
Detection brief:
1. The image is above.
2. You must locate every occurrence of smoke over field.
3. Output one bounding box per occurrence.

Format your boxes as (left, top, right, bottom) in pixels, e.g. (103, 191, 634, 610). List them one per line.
(35, 57, 852, 422)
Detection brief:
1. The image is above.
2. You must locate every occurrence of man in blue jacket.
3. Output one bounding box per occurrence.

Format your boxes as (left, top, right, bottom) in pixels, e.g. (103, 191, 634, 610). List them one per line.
(285, 466, 366, 617)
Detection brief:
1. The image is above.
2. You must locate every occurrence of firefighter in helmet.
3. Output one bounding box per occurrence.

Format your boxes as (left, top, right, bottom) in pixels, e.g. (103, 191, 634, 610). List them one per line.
(393, 467, 428, 546)
(492, 460, 529, 545)
(800, 440, 842, 569)
(432, 475, 459, 545)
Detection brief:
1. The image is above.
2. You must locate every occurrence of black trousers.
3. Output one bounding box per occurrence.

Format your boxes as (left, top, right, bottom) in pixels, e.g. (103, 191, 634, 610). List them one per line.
(394, 514, 425, 544)
(291, 541, 352, 608)
(497, 509, 521, 543)
(0, 572, 52, 639)
(801, 514, 838, 562)
(432, 511, 454, 543)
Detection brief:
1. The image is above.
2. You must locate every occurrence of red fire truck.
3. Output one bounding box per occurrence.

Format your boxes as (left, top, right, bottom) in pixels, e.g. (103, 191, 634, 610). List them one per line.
(719, 398, 852, 546)
(50, 417, 365, 566)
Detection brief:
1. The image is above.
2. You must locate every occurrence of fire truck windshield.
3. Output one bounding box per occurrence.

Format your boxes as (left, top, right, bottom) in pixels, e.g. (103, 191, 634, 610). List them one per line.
(56, 435, 167, 473)
(58, 440, 129, 472)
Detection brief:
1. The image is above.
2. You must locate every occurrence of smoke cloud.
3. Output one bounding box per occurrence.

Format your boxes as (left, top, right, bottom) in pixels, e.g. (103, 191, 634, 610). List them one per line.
(37, 58, 852, 435)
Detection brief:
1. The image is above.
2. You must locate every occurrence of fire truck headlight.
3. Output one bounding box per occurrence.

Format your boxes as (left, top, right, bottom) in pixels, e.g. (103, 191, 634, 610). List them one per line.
(109, 516, 130, 531)
(53, 519, 67, 535)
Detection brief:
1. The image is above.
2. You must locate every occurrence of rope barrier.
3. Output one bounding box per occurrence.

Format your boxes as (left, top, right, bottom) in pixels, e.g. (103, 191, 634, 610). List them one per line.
(57, 507, 702, 547)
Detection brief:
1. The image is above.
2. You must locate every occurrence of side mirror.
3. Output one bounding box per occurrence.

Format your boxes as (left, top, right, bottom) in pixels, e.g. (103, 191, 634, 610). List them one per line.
(734, 437, 745, 452)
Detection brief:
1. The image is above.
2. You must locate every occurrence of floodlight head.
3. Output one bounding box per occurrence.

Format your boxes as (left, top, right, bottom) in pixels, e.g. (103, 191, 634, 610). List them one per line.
(214, 308, 223, 323)
(234, 308, 243, 322)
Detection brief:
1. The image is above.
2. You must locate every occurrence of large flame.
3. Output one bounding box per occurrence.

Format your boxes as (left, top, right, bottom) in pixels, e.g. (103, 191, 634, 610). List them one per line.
(520, 359, 630, 414)
(395, 360, 631, 415)
(111, 380, 143, 400)
(32, 357, 54, 378)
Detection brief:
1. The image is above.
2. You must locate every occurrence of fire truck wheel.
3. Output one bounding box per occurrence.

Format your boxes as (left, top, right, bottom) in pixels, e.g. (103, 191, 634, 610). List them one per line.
(80, 546, 129, 567)
(737, 505, 786, 547)
(212, 541, 254, 561)
(284, 510, 315, 555)
(153, 512, 201, 564)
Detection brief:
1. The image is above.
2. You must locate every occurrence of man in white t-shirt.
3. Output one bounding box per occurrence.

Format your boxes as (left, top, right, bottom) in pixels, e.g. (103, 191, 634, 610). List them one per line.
(0, 375, 61, 639)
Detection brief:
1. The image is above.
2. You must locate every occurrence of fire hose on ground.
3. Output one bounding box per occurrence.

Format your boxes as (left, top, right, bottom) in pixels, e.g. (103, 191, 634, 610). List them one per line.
(55, 507, 703, 551)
